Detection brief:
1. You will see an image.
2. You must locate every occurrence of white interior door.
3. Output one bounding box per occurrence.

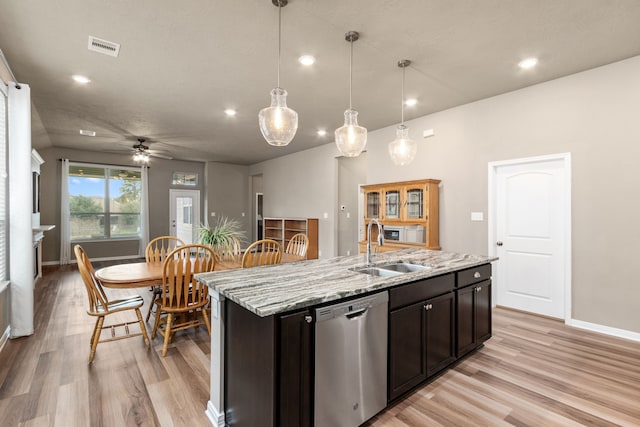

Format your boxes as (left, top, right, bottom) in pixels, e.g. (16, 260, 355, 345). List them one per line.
(490, 154, 571, 319)
(169, 189, 200, 244)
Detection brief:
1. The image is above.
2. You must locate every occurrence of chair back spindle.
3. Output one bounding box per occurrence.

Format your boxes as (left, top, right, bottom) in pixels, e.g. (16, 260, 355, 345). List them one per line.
(242, 239, 282, 268)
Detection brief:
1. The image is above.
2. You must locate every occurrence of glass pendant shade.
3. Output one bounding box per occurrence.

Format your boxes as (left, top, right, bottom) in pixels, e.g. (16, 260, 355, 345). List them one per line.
(259, 87, 298, 146)
(388, 125, 417, 166)
(335, 109, 367, 157)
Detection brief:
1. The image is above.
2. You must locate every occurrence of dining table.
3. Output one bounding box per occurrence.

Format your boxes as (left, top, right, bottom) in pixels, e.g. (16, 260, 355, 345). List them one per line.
(95, 253, 305, 289)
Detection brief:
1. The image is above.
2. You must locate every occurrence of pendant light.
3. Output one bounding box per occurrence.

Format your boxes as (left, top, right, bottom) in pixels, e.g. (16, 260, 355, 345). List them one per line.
(335, 31, 367, 157)
(388, 59, 417, 166)
(259, 0, 298, 146)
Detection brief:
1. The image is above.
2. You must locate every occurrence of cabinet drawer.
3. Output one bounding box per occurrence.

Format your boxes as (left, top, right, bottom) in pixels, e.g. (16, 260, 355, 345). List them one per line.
(457, 264, 491, 288)
(389, 273, 454, 310)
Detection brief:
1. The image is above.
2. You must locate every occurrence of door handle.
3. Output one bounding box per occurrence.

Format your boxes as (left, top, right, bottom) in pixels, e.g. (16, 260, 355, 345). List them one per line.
(496, 241, 503, 246)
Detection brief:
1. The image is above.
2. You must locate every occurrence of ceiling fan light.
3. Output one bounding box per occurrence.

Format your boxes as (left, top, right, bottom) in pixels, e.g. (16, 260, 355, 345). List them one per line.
(259, 87, 298, 146)
(388, 125, 417, 166)
(335, 109, 367, 157)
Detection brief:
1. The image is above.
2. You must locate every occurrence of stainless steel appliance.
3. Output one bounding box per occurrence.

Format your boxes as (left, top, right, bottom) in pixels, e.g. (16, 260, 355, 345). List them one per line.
(383, 225, 405, 242)
(314, 292, 388, 427)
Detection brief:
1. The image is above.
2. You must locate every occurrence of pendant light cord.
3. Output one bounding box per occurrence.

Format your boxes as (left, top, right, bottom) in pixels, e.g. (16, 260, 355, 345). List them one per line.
(349, 38, 353, 110)
(277, 2, 282, 88)
(401, 65, 405, 125)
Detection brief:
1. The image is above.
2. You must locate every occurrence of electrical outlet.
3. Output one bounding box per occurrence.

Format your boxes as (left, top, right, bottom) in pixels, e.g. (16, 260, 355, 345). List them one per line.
(211, 212, 215, 217)
(346, 212, 350, 218)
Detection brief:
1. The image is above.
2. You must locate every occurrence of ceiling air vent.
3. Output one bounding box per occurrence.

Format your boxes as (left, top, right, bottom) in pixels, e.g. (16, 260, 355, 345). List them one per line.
(87, 36, 120, 57)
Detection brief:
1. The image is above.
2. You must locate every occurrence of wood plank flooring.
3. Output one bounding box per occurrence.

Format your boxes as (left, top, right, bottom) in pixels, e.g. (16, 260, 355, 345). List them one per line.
(1, 264, 639, 426)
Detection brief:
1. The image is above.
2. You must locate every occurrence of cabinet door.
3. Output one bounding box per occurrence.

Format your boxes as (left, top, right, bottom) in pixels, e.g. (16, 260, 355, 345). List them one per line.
(476, 281, 492, 344)
(278, 310, 312, 427)
(425, 292, 455, 376)
(384, 187, 402, 220)
(403, 184, 426, 221)
(365, 189, 381, 220)
(456, 285, 476, 357)
(389, 301, 426, 401)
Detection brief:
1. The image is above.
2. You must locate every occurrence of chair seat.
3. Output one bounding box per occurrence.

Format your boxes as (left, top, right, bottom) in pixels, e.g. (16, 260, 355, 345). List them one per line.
(93, 295, 144, 315)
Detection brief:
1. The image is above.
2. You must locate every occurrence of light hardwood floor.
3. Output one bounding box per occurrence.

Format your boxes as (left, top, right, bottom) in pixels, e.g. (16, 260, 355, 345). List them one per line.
(1, 264, 639, 426)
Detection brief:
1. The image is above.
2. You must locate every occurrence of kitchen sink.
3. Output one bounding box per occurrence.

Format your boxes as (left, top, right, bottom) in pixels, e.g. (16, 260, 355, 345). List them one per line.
(350, 266, 402, 277)
(350, 261, 432, 277)
(376, 261, 433, 273)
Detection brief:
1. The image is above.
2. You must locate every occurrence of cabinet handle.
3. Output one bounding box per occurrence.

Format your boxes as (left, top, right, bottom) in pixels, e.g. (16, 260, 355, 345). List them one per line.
(476, 286, 482, 292)
(473, 272, 481, 279)
(304, 315, 312, 323)
(424, 303, 433, 310)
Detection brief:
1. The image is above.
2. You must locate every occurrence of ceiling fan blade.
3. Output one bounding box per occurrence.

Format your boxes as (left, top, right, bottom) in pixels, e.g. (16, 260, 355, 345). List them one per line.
(149, 152, 173, 160)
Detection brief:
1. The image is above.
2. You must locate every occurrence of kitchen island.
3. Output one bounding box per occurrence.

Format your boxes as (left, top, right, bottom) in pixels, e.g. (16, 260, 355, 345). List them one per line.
(197, 248, 497, 427)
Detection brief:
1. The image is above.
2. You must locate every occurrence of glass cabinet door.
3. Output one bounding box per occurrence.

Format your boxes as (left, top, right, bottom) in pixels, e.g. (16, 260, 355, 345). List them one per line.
(405, 188, 424, 219)
(385, 189, 401, 219)
(366, 191, 380, 219)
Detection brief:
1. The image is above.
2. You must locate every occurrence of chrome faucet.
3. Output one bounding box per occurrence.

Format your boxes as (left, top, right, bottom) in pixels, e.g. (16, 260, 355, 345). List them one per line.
(366, 219, 384, 265)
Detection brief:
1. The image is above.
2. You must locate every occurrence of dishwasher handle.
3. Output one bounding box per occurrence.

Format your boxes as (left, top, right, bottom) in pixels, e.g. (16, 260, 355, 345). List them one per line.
(345, 307, 368, 320)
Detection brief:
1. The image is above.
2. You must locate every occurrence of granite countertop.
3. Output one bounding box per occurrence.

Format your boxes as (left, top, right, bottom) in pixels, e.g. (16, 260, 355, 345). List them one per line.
(197, 248, 498, 317)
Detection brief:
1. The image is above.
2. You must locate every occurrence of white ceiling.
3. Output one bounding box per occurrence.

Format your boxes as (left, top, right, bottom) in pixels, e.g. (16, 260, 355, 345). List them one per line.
(2, 0, 640, 165)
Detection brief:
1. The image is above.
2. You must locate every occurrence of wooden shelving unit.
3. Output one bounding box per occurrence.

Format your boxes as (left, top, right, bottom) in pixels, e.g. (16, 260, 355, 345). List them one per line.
(263, 217, 319, 259)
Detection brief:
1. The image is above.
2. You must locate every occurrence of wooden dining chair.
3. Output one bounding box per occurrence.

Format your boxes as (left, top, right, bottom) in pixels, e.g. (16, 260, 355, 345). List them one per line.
(242, 239, 282, 268)
(151, 244, 216, 357)
(285, 233, 309, 259)
(216, 235, 242, 263)
(74, 245, 150, 363)
(144, 236, 185, 322)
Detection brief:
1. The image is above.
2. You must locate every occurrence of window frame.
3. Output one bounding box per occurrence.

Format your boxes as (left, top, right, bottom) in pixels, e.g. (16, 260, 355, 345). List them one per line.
(68, 162, 143, 242)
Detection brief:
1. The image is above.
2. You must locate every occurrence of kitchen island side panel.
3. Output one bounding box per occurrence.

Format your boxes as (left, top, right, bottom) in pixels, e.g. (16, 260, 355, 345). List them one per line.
(225, 300, 276, 427)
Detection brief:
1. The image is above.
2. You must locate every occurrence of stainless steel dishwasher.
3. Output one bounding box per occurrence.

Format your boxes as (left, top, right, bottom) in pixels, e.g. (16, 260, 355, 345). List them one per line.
(314, 291, 388, 427)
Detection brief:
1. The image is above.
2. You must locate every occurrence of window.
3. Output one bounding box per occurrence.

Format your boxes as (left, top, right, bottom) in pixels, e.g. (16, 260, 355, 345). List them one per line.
(69, 164, 142, 240)
(0, 86, 7, 279)
(172, 172, 198, 186)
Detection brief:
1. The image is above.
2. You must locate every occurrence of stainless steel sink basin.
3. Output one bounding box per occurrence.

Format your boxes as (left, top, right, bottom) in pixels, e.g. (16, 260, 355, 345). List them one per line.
(350, 261, 432, 277)
(376, 261, 433, 273)
(350, 266, 402, 277)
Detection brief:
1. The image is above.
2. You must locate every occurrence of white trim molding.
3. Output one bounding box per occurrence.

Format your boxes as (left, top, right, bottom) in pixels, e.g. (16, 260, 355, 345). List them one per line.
(567, 318, 640, 343)
(205, 401, 225, 427)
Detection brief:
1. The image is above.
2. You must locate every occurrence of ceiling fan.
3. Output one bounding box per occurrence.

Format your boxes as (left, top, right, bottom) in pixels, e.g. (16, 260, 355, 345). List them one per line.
(130, 137, 173, 162)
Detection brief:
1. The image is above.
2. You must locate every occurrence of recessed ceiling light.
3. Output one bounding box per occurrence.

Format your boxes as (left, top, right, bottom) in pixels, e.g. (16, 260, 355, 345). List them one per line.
(404, 98, 418, 107)
(79, 129, 96, 136)
(299, 55, 316, 66)
(518, 58, 538, 69)
(317, 129, 327, 137)
(224, 109, 237, 117)
(72, 75, 91, 84)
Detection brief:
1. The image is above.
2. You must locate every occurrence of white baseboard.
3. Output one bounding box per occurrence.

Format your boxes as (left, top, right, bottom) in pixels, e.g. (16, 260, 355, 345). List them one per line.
(566, 318, 640, 343)
(44, 255, 142, 266)
(205, 401, 225, 427)
(0, 326, 9, 353)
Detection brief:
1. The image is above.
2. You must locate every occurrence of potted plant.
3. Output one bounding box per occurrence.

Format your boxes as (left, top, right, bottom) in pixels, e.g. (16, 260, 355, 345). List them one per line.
(198, 216, 245, 260)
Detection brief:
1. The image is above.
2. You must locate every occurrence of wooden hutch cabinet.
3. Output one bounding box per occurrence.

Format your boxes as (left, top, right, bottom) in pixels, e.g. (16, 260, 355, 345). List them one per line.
(360, 179, 440, 252)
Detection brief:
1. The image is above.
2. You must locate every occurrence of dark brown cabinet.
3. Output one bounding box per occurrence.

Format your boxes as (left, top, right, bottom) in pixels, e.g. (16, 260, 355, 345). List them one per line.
(456, 264, 492, 358)
(388, 274, 455, 401)
(225, 301, 312, 427)
(278, 310, 313, 427)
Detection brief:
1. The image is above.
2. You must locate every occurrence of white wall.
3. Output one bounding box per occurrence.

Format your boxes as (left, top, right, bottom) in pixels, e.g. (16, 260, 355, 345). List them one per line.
(249, 143, 340, 259)
(252, 55, 640, 333)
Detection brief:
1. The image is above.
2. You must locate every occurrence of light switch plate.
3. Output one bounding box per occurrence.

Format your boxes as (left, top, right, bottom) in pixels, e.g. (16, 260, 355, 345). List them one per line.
(471, 212, 484, 221)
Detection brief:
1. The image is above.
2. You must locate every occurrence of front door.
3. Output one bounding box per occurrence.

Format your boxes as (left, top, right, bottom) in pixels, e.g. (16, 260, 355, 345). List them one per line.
(490, 154, 571, 319)
(169, 189, 200, 244)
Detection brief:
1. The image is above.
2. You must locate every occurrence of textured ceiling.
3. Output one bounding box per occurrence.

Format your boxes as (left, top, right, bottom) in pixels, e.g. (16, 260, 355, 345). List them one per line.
(2, 0, 640, 165)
